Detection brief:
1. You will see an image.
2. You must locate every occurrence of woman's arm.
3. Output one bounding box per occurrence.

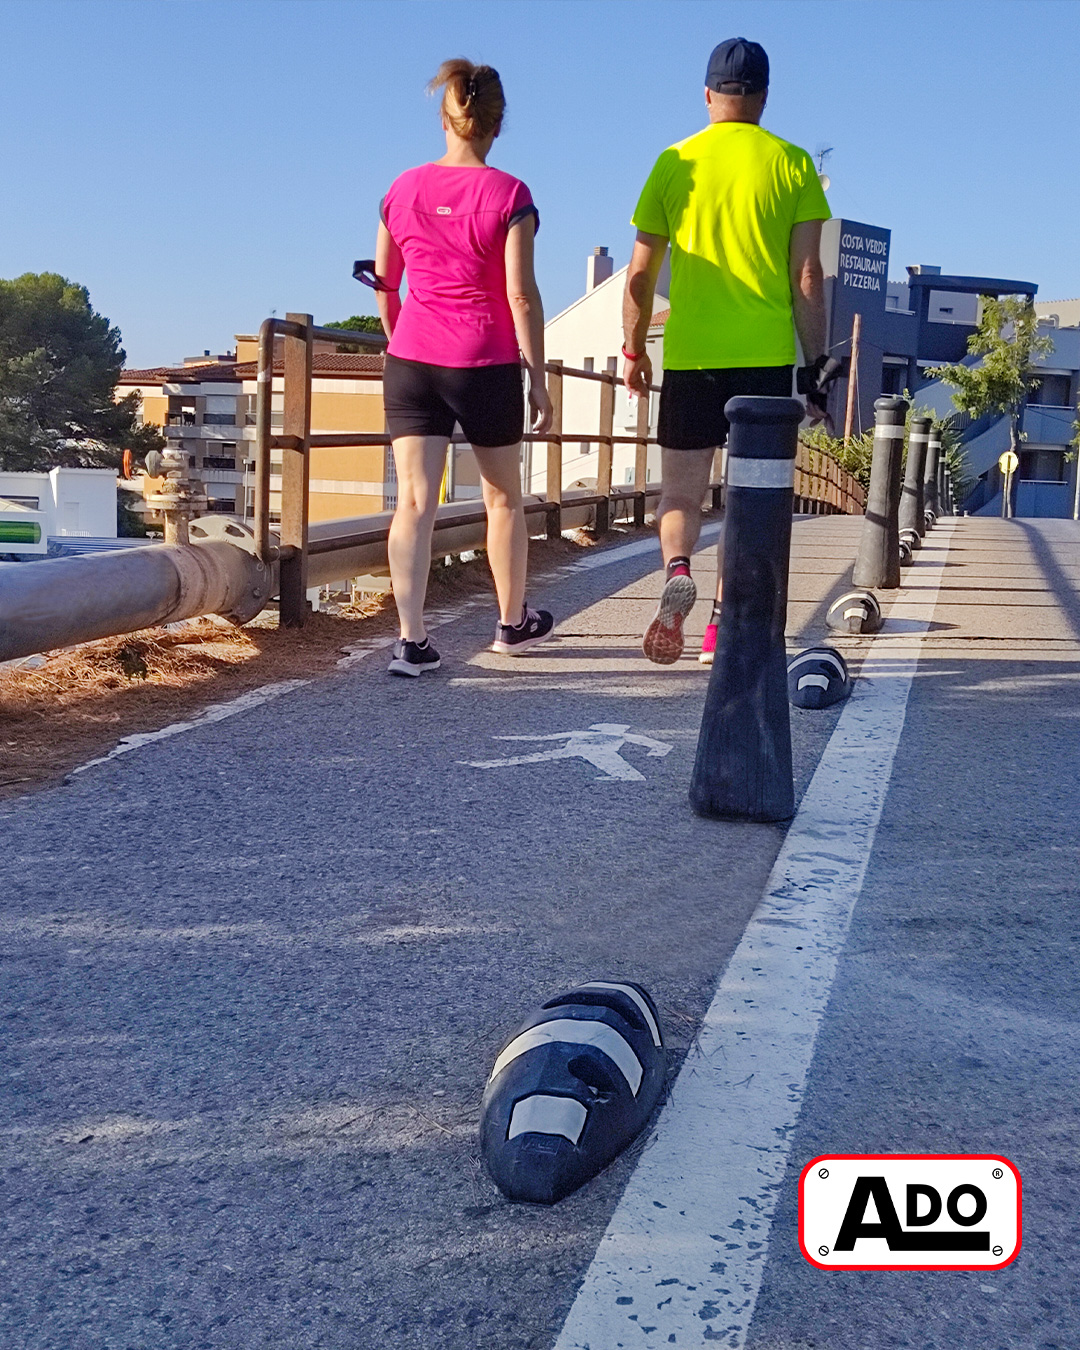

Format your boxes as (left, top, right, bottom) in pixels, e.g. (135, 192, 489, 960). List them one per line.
(504, 217, 552, 433)
(374, 222, 404, 339)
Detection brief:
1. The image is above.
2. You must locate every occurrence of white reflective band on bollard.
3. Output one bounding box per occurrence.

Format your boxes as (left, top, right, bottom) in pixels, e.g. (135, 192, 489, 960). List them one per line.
(875, 426, 906, 439)
(726, 458, 796, 489)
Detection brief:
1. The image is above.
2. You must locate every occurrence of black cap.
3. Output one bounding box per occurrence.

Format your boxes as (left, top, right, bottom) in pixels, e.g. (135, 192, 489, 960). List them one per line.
(705, 37, 769, 95)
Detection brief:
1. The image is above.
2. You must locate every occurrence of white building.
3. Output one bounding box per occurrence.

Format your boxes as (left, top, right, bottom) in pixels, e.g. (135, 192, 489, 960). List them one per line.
(542, 247, 670, 493)
(0, 468, 117, 556)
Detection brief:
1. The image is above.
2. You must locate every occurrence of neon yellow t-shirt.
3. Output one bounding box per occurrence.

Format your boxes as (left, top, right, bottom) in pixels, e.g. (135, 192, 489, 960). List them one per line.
(632, 122, 830, 370)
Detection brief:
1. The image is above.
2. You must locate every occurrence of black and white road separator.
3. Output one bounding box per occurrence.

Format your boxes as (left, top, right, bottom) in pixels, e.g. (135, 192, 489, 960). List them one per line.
(480, 981, 666, 1204)
(826, 588, 882, 635)
(787, 646, 852, 709)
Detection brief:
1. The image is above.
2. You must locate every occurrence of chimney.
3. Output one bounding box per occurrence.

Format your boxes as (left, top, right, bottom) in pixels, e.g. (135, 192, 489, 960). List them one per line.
(586, 246, 614, 293)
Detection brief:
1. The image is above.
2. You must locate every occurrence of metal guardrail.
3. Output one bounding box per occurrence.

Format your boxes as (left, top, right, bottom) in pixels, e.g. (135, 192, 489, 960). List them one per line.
(250, 314, 867, 625)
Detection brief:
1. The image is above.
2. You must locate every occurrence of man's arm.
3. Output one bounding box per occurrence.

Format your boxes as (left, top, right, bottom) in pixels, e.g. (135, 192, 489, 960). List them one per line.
(622, 230, 668, 394)
(789, 219, 825, 362)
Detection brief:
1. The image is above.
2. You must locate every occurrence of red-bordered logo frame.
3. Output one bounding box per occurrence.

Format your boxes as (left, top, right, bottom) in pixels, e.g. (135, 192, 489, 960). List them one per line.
(798, 1153, 1022, 1271)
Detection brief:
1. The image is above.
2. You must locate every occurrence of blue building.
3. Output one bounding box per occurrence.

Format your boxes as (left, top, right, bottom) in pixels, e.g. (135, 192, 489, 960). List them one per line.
(820, 223, 1078, 518)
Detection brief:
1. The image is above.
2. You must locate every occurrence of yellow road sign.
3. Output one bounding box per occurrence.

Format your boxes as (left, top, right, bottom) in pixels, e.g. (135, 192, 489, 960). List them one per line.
(999, 450, 1019, 474)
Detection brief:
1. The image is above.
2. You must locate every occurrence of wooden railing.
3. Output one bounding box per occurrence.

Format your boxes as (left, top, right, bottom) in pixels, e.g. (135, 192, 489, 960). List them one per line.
(249, 317, 866, 623)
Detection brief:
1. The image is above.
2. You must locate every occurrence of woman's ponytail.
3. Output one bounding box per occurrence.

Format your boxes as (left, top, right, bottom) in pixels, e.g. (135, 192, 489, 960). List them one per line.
(429, 58, 505, 141)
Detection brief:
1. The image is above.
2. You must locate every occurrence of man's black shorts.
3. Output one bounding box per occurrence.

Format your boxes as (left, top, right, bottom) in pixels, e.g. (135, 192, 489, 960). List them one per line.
(657, 365, 794, 450)
(383, 353, 525, 447)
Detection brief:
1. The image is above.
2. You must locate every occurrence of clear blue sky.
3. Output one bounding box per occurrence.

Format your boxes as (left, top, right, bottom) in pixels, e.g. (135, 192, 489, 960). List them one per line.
(1, 0, 1076, 368)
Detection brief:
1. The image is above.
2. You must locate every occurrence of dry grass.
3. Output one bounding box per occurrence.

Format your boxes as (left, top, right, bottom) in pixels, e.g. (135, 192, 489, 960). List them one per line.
(0, 526, 643, 801)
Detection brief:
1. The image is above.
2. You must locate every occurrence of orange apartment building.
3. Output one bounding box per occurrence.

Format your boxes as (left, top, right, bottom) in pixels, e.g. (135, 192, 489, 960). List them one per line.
(118, 334, 392, 525)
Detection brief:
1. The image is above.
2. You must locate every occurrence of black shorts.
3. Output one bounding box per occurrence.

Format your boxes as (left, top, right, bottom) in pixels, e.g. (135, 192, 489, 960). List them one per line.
(657, 365, 794, 450)
(383, 353, 524, 447)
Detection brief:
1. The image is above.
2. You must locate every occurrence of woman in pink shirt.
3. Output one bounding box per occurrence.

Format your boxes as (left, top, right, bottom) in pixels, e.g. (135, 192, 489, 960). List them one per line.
(371, 59, 555, 677)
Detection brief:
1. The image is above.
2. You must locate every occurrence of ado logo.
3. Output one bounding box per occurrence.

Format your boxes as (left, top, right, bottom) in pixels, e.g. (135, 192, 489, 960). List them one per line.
(799, 1154, 1021, 1270)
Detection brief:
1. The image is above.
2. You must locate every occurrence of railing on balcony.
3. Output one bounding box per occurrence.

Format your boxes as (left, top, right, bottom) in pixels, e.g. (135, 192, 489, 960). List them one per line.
(250, 314, 867, 625)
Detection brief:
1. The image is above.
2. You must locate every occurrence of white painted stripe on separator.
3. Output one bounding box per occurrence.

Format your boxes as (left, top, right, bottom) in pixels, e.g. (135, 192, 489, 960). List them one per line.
(726, 458, 795, 489)
(508, 1094, 588, 1144)
(489, 1019, 644, 1095)
(875, 425, 906, 439)
(582, 982, 663, 1048)
(555, 525, 956, 1350)
(797, 672, 830, 691)
(787, 651, 847, 680)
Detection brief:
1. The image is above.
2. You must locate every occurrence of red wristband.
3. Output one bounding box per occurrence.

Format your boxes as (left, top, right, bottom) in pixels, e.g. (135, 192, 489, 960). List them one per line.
(622, 345, 645, 362)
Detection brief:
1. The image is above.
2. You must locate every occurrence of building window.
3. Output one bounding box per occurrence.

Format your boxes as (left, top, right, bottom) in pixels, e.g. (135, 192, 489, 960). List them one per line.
(1019, 449, 1066, 482)
(1029, 373, 1071, 407)
(881, 364, 906, 396)
(203, 413, 237, 425)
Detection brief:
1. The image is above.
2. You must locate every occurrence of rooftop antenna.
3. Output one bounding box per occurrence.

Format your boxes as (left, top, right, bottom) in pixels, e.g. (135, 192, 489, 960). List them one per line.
(815, 145, 833, 192)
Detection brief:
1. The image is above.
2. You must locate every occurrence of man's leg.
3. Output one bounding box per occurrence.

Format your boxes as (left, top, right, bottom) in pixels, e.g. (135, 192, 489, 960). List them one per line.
(642, 447, 715, 665)
(656, 447, 715, 564)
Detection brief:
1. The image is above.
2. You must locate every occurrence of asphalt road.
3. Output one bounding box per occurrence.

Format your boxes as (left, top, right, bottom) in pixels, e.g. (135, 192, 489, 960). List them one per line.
(2, 517, 1077, 1350)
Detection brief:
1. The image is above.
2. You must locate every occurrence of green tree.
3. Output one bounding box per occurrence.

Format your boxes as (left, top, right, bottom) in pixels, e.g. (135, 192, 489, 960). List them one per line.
(800, 423, 876, 490)
(322, 314, 386, 353)
(927, 295, 1053, 464)
(0, 272, 164, 472)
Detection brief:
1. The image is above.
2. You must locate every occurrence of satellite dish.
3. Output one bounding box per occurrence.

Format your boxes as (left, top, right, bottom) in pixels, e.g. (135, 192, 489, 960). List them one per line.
(819, 173, 831, 191)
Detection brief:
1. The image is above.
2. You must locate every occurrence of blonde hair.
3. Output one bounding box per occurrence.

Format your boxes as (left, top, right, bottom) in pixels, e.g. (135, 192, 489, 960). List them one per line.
(429, 58, 505, 142)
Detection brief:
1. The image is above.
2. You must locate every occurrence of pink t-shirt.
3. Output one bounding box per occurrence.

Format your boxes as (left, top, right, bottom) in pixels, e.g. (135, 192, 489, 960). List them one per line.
(381, 163, 538, 368)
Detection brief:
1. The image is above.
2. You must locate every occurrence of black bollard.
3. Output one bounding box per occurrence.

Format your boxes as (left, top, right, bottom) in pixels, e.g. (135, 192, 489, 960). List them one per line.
(923, 427, 941, 524)
(852, 396, 908, 589)
(938, 448, 949, 517)
(898, 416, 931, 544)
(690, 396, 803, 823)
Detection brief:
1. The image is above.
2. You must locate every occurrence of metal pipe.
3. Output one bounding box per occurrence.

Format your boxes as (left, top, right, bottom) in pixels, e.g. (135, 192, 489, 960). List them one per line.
(0, 527, 272, 665)
(254, 317, 278, 563)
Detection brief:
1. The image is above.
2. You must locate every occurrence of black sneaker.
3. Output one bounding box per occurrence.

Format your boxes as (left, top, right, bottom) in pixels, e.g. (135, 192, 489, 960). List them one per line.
(387, 638, 441, 677)
(491, 605, 555, 656)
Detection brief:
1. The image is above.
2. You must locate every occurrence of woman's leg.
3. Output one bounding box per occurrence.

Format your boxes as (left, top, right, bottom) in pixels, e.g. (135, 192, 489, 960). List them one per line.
(388, 435, 449, 641)
(472, 442, 527, 625)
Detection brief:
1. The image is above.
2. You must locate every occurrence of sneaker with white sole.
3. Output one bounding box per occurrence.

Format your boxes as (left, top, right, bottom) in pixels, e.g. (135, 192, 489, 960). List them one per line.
(699, 621, 718, 666)
(387, 638, 441, 677)
(642, 573, 697, 665)
(492, 605, 555, 655)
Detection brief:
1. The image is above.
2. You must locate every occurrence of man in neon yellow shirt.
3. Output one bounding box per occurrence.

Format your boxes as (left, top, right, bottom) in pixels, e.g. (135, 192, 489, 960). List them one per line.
(623, 37, 832, 665)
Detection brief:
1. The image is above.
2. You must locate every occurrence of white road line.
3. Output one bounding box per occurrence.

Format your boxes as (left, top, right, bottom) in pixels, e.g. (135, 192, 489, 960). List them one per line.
(554, 524, 956, 1350)
(69, 679, 311, 775)
(571, 521, 722, 572)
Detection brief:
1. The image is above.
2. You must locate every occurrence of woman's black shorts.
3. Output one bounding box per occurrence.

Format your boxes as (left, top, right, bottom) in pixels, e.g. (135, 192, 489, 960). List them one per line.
(383, 354, 525, 447)
(658, 365, 794, 450)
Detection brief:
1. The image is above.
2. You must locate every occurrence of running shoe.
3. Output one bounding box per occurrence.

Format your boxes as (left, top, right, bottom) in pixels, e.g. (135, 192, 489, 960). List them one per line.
(699, 622, 718, 666)
(387, 638, 441, 677)
(642, 573, 697, 665)
(492, 605, 555, 655)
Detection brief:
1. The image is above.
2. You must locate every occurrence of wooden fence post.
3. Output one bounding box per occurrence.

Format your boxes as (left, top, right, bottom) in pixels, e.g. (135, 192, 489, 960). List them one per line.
(279, 312, 313, 627)
(633, 391, 650, 526)
(595, 373, 615, 534)
(545, 360, 563, 540)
